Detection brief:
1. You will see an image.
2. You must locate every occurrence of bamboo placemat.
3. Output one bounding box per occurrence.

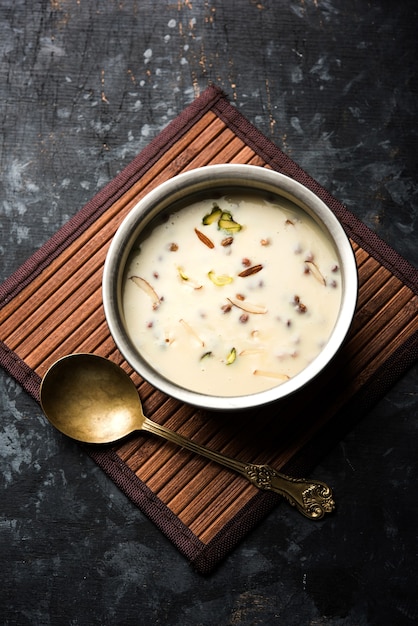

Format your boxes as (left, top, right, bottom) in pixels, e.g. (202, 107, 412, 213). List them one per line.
(1, 85, 417, 574)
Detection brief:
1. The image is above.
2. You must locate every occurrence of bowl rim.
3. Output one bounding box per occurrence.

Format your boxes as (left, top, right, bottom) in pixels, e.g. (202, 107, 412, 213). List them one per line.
(102, 164, 358, 410)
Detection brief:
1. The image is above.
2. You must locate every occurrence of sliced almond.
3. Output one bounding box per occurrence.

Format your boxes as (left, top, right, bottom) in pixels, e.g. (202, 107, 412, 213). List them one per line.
(304, 261, 326, 285)
(179, 319, 205, 347)
(130, 276, 160, 309)
(227, 297, 267, 314)
(253, 370, 290, 381)
(239, 348, 267, 356)
(194, 227, 215, 249)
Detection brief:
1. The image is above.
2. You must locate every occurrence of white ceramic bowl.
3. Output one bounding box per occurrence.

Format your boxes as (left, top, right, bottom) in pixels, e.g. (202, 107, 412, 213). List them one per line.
(102, 164, 357, 410)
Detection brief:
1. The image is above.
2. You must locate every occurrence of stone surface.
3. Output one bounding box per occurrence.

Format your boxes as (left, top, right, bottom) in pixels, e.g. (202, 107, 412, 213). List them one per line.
(1, 1, 417, 624)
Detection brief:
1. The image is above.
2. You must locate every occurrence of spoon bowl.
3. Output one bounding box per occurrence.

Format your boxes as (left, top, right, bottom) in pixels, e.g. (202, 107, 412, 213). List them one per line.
(40, 353, 145, 444)
(40, 353, 335, 519)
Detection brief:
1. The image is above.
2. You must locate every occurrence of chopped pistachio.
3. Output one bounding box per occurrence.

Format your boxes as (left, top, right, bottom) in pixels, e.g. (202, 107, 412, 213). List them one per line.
(208, 270, 233, 286)
(226, 347, 237, 365)
(177, 267, 202, 289)
(218, 211, 242, 233)
(200, 351, 213, 360)
(177, 267, 189, 281)
(202, 204, 222, 225)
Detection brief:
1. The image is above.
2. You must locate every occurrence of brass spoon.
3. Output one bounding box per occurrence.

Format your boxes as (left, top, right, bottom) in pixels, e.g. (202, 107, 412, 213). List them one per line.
(40, 353, 335, 519)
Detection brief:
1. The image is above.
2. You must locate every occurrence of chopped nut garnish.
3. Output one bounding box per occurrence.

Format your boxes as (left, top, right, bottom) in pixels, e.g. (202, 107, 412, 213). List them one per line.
(203, 205, 242, 233)
(293, 295, 307, 313)
(221, 236, 234, 247)
(304, 261, 326, 285)
(179, 318, 205, 346)
(169, 243, 179, 251)
(130, 276, 161, 310)
(239, 348, 266, 356)
(253, 370, 290, 380)
(239, 313, 249, 323)
(226, 347, 237, 365)
(208, 270, 233, 286)
(227, 297, 267, 314)
(260, 238, 270, 246)
(177, 267, 202, 289)
(218, 211, 242, 233)
(177, 267, 188, 281)
(195, 227, 215, 249)
(238, 264, 263, 277)
(242, 258, 251, 267)
(202, 204, 222, 225)
(235, 293, 245, 301)
(221, 303, 232, 313)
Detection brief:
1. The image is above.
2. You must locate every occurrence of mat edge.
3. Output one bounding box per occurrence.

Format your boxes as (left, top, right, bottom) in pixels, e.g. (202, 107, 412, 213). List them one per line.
(212, 97, 418, 293)
(1, 84, 417, 575)
(0, 84, 226, 307)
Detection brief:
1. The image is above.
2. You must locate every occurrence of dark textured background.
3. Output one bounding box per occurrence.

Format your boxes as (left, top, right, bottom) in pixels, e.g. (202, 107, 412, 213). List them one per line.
(1, 1, 417, 624)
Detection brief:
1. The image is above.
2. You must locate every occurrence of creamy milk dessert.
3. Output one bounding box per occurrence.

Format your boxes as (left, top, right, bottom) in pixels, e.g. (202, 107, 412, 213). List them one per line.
(122, 192, 342, 396)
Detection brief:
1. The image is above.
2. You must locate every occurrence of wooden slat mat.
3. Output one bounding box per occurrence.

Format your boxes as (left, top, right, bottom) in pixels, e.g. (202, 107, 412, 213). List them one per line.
(1, 85, 417, 574)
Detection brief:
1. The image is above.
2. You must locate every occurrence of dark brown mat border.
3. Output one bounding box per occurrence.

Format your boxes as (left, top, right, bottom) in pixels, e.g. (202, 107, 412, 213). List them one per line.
(1, 85, 417, 574)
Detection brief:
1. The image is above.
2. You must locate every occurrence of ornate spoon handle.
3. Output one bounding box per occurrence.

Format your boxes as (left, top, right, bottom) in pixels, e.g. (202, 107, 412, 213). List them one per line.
(243, 463, 335, 519)
(142, 417, 335, 520)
